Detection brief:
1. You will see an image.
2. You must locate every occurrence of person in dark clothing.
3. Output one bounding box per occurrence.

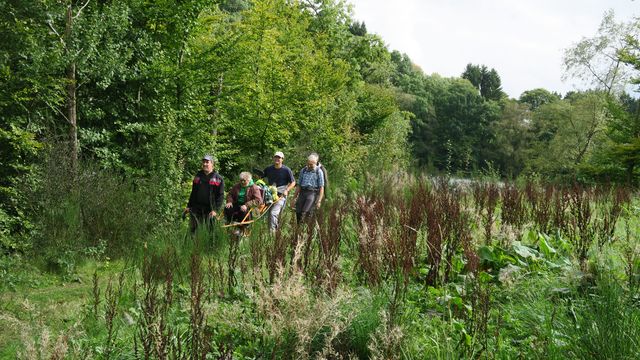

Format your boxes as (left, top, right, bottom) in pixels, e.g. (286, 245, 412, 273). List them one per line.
(263, 151, 296, 232)
(185, 154, 225, 233)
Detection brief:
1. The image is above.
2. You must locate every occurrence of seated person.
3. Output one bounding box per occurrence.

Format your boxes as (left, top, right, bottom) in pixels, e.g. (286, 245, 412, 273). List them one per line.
(224, 171, 263, 224)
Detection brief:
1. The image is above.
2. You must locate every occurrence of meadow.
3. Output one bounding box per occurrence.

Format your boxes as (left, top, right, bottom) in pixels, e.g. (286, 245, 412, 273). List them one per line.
(2, 172, 639, 359)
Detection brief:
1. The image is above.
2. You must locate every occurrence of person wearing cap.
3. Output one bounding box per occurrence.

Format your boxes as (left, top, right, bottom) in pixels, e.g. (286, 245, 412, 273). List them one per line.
(263, 151, 296, 232)
(185, 154, 225, 233)
(292, 153, 324, 224)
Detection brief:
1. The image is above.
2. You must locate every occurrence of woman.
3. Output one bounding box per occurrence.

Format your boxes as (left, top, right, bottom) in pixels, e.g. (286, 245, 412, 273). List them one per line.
(224, 171, 263, 224)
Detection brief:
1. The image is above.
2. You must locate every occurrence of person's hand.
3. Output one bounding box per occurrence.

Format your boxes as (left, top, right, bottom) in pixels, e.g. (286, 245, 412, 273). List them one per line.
(283, 189, 289, 197)
(240, 205, 247, 212)
(315, 200, 322, 209)
(208, 210, 216, 218)
(225, 202, 232, 208)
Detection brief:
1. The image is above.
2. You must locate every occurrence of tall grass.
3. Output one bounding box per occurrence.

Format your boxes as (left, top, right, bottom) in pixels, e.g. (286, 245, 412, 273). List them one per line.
(29, 147, 160, 274)
(568, 273, 640, 359)
(7, 170, 640, 359)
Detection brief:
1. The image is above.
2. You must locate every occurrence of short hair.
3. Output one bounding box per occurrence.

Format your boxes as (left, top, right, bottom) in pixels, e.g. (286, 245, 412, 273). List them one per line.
(239, 171, 252, 181)
(307, 153, 319, 162)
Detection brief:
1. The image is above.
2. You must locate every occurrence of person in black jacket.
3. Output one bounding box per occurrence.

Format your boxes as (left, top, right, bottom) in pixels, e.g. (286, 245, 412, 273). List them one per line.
(185, 154, 225, 233)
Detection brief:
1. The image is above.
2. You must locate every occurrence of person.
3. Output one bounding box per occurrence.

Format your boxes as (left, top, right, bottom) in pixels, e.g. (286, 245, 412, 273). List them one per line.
(263, 151, 296, 232)
(224, 171, 263, 225)
(292, 153, 325, 224)
(185, 154, 225, 233)
(310, 152, 328, 199)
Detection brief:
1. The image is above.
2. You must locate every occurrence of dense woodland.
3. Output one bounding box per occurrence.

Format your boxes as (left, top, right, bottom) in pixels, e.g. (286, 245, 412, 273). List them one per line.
(2, 1, 640, 358)
(2, 1, 640, 239)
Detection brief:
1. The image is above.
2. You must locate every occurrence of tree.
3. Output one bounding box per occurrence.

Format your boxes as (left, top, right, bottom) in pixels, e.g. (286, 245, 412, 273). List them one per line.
(562, 12, 640, 183)
(527, 93, 609, 178)
(411, 75, 500, 173)
(492, 99, 532, 177)
(462, 63, 506, 101)
(519, 88, 561, 111)
(563, 10, 640, 95)
(348, 20, 366, 36)
(594, 93, 640, 183)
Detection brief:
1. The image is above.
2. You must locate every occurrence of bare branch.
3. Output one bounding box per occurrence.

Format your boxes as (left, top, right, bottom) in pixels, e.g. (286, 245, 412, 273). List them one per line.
(46, 20, 65, 45)
(45, 100, 71, 125)
(73, 0, 91, 19)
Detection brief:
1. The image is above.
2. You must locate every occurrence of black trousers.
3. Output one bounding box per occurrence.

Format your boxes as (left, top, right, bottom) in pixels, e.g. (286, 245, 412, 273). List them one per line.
(189, 209, 215, 233)
(224, 204, 250, 223)
(295, 189, 318, 223)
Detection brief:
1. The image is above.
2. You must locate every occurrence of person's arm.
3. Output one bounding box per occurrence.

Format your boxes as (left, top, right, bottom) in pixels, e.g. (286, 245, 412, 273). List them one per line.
(186, 176, 197, 213)
(244, 185, 263, 208)
(316, 187, 324, 209)
(315, 168, 325, 208)
(214, 177, 225, 214)
(225, 184, 235, 208)
(290, 171, 302, 208)
(284, 167, 296, 196)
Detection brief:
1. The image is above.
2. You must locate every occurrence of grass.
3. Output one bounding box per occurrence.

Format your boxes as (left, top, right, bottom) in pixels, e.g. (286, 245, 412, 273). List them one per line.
(1, 177, 639, 358)
(0, 259, 123, 358)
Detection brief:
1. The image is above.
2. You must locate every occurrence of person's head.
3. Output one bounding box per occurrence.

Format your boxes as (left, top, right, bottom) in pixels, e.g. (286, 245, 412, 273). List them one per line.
(202, 154, 214, 174)
(306, 153, 318, 169)
(239, 171, 252, 186)
(273, 151, 284, 167)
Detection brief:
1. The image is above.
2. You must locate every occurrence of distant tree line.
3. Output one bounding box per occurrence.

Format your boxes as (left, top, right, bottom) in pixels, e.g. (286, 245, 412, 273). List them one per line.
(394, 10, 640, 183)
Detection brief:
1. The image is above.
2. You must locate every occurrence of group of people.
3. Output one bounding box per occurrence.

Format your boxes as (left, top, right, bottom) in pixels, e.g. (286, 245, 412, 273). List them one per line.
(184, 151, 326, 234)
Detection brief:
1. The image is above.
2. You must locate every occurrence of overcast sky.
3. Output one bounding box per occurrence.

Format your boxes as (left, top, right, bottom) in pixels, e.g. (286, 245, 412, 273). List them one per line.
(347, 0, 639, 98)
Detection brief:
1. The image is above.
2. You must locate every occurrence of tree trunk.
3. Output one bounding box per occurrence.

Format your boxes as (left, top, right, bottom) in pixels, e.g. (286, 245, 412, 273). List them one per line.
(65, 4, 78, 171)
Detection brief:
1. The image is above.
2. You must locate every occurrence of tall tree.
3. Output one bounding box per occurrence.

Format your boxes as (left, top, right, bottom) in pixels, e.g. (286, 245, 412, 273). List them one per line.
(462, 63, 505, 101)
(563, 10, 640, 95)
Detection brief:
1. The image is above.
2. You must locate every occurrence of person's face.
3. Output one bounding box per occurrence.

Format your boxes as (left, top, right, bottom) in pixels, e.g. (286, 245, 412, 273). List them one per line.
(306, 160, 316, 169)
(240, 177, 251, 186)
(273, 156, 283, 166)
(202, 159, 213, 173)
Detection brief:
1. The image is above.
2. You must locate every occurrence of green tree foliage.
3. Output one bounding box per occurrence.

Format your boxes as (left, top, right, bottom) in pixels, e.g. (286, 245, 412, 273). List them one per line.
(0, 0, 61, 235)
(525, 93, 611, 179)
(519, 88, 561, 111)
(409, 75, 501, 173)
(563, 10, 639, 95)
(561, 12, 640, 183)
(1, 0, 414, 243)
(462, 63, 506, 101)
(492, 99, 532, 177)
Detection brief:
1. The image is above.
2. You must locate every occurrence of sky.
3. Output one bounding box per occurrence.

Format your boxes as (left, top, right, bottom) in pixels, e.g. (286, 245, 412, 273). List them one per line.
(347, 0, 639, 98)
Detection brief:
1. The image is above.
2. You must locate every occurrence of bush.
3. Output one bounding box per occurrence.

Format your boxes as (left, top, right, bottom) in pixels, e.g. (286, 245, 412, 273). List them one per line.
(29, 147, 160, 273)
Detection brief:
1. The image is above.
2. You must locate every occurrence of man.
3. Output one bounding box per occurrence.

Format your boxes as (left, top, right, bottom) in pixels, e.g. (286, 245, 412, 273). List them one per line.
(224, 171, 263, 224)
(185, 154, 225, 233)
(310, 152, 328, 199)
(292, 153, 324, 224)
(263, 151, 296, 232)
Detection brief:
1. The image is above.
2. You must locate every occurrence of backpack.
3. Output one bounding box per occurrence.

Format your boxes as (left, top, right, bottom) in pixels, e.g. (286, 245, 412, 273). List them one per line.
(317, 163, 329, 196)
(255, 179, 279, 205)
